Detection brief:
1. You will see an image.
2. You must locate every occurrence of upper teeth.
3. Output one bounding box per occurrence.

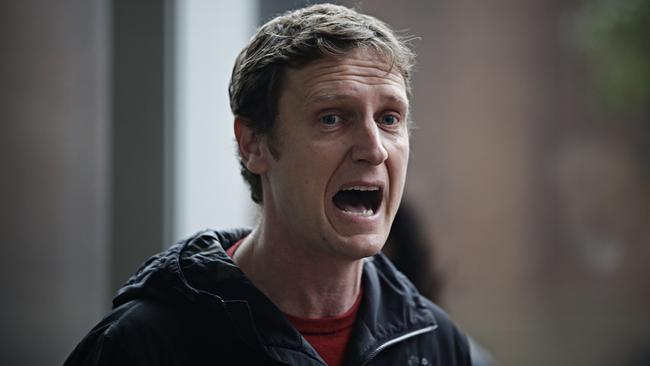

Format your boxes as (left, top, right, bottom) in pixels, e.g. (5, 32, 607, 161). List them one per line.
(343, 186, 379, 192)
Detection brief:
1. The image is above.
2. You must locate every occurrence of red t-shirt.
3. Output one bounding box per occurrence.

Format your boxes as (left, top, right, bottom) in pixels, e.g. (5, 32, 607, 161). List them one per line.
(227, 240, 362, 366)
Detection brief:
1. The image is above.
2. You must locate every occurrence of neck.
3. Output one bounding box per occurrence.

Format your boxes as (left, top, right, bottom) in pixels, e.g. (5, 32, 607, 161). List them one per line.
(233, 219, 363, 318)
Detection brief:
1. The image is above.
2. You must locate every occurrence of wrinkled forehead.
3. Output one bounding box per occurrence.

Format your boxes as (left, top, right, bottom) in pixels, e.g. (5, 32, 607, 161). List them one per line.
(282, 48, 408, 104)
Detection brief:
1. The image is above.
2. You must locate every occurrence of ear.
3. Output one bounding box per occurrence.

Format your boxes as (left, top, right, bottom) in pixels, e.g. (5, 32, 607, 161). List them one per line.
(234, 117, 270, 175)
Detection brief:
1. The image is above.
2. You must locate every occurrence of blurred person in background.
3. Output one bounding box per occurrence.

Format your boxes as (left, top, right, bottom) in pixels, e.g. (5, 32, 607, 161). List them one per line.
(384, 202, 498, 366)
(64, 4, 472, 366)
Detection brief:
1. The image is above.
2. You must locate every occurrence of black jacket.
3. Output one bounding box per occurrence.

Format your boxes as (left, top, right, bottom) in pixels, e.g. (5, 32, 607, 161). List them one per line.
(64, 229, 472, 366)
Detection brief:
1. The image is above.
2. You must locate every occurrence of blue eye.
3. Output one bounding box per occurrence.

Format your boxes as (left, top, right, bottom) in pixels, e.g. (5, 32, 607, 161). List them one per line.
(321, 114, 342, 125)
(379, 114, 398, 125)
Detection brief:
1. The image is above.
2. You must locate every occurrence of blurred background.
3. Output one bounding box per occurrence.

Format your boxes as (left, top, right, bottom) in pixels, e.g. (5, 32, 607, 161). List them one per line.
(1, 0, 648, 365)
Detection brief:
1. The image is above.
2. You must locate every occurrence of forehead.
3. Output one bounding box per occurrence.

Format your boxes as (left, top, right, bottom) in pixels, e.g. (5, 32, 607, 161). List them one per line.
(281, 49, 408, 108)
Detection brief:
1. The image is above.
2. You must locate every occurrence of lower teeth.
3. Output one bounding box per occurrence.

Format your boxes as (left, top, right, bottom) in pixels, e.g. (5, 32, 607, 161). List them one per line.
(344, 208, 374, 216)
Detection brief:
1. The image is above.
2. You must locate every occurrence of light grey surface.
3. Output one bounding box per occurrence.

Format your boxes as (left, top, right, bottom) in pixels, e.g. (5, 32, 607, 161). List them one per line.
(172, 0, 257, 242)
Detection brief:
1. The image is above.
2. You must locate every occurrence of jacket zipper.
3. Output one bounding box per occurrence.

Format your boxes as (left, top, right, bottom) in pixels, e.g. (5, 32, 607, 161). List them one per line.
(359, 325, 438, 366)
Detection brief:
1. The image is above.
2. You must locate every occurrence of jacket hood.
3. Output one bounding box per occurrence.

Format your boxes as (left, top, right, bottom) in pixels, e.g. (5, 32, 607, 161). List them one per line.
(113, 229, 320, 361)
(113, 229, 251, 307)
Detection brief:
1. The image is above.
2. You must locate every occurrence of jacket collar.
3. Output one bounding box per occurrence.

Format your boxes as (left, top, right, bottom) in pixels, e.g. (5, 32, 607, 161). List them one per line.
(113, 229, 437, 365)
(345, 255, 438, 365)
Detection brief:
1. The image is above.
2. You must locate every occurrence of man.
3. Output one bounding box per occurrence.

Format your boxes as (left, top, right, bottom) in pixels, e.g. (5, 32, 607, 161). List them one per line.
(65, 4, 472, 365)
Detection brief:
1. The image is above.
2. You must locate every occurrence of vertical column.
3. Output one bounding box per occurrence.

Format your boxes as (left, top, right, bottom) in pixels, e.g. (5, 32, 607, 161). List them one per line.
(111, 0, 175, 290)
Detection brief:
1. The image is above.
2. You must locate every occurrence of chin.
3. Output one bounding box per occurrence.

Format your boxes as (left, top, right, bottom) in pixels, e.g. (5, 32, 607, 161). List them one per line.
(335, 233, 386, 260)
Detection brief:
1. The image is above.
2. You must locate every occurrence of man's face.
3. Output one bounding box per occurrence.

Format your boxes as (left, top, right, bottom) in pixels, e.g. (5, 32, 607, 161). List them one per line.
(260, 48, 410, 260)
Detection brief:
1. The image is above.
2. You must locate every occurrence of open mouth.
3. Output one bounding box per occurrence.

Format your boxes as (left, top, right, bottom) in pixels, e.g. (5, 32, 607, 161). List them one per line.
(332, 186, 382, 217)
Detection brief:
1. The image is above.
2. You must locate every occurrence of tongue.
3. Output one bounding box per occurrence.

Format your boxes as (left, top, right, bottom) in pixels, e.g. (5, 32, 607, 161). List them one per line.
(338, 201, 368, 213)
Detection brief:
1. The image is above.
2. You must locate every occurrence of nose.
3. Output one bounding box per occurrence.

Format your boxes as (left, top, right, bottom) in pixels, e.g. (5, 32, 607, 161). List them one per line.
(350, 119, 389, 165)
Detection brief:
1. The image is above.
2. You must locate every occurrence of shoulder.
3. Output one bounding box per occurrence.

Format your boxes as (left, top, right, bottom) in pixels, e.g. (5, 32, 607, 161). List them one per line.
(64, 301, 143, 366)
(64, 299, 196, 366)
(401, 282, 473, 366)
(366, 253, 472, 365)
(424, 298, 470, 351)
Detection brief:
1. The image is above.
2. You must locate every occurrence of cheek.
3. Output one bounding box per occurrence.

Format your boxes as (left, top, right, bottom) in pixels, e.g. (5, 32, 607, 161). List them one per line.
(283, 143, 334, 193)
(386, 141, 410, 208)
(309, 139, 349, 170)
(389, 140, 410, 175)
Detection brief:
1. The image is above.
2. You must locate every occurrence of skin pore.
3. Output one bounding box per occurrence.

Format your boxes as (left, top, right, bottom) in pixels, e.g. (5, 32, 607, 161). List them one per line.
(233, 48, 410, 318)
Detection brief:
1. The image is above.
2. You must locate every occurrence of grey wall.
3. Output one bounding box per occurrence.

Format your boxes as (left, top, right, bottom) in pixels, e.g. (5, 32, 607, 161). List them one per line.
(0, 0, 110, 365)
(0, 1, 228, 363)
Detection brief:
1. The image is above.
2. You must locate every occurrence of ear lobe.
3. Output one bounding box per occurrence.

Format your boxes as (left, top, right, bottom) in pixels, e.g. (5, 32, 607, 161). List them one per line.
(234, 117, 269, 174)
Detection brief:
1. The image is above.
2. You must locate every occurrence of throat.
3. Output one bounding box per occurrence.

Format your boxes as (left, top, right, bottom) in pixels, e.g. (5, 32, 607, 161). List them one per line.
(279, 274, 364, 318)
(240, 222, 364, 318)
